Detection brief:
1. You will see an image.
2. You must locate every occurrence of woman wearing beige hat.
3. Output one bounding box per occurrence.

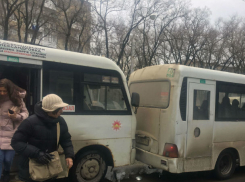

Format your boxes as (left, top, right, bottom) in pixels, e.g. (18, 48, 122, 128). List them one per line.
(11, 94, 74, 182)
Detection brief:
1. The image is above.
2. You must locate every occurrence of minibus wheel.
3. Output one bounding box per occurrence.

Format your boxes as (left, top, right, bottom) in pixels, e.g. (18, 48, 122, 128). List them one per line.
(71, 150, 107, 182)
(214, 150, 236, 180)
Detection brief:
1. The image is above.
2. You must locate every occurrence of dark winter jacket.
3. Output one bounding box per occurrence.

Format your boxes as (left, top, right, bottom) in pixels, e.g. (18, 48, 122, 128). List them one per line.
(11, 101, 74, 182)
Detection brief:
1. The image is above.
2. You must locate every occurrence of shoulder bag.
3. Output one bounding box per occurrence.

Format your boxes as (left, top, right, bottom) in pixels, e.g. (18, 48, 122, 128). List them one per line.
(29, 122, 64, 181)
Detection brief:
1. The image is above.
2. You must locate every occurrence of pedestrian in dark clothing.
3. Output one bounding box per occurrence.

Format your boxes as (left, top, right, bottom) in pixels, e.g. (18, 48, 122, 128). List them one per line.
(11, 94, 74, 182)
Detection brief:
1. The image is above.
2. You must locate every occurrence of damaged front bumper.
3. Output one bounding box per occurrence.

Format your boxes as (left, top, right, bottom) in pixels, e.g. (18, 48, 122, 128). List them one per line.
(135, 147, 184, 173)
(105, 160, 162, 182)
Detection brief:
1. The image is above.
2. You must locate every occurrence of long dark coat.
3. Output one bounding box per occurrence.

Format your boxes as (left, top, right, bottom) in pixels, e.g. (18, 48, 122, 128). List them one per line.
(11, 101, 74, 182)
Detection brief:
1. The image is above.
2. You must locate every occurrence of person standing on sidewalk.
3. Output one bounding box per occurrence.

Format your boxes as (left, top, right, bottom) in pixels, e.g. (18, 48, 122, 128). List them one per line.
(11, 94, 74, 182)
(0, 79, 29, 182)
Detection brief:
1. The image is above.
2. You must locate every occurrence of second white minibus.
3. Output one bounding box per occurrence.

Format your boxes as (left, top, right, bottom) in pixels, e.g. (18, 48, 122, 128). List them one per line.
(129, 64, 245, 180)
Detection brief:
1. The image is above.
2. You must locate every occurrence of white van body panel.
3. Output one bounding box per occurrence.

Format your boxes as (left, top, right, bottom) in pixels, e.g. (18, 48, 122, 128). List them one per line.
(129, 64, 245, 173)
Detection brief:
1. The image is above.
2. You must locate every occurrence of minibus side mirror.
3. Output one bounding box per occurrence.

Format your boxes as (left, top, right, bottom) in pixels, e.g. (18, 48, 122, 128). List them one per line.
(131, 92, 140, 114)
(131, 92, 140, 107)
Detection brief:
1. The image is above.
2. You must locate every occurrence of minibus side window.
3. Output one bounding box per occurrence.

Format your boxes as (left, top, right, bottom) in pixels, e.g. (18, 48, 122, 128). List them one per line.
(83, 84, 106, 110)
(216, 81, 245, 121)
(193, 90, 210, 120)
(49, 70, 74, 104)
(43, 61, 131, 115)
(107, 86, 126, 110)
(82, 74, 127, 111)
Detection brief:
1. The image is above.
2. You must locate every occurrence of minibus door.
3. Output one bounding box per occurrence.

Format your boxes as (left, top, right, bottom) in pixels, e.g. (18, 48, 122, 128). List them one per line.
(8, 68, 40, 115)
(0, 64, 41, 115)
(185, 80, 215, 160)
(0, 61, 41, 172)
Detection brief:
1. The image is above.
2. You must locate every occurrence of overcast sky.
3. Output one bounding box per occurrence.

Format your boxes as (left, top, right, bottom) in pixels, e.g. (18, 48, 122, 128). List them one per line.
(190, 0, 245, 22)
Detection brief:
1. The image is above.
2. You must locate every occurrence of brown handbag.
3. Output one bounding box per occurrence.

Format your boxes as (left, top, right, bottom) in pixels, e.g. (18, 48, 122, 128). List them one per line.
(29, 123, 63, 181)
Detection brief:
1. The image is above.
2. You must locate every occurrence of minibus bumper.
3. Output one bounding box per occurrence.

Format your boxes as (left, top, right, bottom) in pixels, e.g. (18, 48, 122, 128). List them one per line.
(136, 147, 183, 173)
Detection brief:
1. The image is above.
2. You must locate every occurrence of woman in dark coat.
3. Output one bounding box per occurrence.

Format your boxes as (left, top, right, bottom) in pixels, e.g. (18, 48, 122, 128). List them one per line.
(11, 94, 74, 182)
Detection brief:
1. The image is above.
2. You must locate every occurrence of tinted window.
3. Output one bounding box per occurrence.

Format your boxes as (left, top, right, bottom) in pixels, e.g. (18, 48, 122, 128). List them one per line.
(49, 70, 74, 104)
(193, 90, 210, 120)
(216, 81, 245, 121)
(43, 62, 131, 115)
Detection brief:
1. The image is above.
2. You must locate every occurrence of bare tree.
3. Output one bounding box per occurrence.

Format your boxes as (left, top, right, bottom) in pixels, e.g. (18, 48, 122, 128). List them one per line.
(219, 16, 245, 72)
(75, 15, 93, 53)
(13, 5, 23, 42)
(0, 0, 25, 40)
(67, 2, 94, 53)
(12, 0, 56, 44)
(126, 0, 189, 70)
(90, 28, 104, 55)
(51, 0, 86, 50)
(92, 0, 166, 68)
(161, 8, 210, 67)
(22, 0, 48, 44)
(92, 0, 125, 58)
(109, 19, 132, 78)
(196, 26, 221, 69)
(234, 21, 245, 73)
(116, 0, 157, 67)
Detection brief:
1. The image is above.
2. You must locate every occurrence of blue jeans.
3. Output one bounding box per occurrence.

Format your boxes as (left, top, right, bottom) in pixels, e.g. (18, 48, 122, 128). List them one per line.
(0, 149, 15, 178)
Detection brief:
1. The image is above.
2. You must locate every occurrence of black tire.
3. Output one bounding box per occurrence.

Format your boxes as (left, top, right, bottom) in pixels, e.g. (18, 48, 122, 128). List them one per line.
(214, 150, 236, 180)
(71, 150, 107, 182)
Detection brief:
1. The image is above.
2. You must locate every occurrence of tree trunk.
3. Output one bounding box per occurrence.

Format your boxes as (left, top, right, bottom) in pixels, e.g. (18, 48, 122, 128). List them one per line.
(24, 0, 29, 43)
(31, 27, 40, 44)
(24, 23, 28, 43)
(3, 19, 9, 40)
(17, 21, 22, 42)
(65, 33, 70, 50)
(104, 22, 109, 58)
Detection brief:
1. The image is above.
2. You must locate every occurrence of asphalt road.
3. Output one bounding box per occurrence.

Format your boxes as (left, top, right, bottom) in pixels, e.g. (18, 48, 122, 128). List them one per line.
(102, 166, 245, 182)
(9, 166, 245, 182)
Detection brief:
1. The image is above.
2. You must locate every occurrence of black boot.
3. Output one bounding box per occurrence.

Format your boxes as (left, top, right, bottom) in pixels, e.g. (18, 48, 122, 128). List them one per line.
(2, 171, 10, 182)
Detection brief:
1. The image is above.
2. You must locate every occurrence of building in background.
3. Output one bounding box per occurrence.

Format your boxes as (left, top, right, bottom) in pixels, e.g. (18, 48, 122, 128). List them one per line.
(0, 0, 91, 54)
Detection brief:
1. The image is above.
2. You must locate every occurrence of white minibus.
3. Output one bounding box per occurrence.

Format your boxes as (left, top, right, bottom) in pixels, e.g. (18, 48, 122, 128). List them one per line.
(0, 40, 139, 182)
(128, 64, 245, 180)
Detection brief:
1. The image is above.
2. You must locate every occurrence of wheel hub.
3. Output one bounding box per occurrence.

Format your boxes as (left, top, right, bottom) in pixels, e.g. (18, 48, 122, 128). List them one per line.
(81, 159, 100, 179)
(89, 167, 95, 173)
(220, 155, 232, 175)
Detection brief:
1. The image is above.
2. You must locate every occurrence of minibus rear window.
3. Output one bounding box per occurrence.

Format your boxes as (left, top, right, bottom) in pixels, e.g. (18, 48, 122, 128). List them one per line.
(130, 81, 170, 108)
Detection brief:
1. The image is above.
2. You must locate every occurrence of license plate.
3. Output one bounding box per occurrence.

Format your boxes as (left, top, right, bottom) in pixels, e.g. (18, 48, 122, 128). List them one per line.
(136, 136, 150, 146)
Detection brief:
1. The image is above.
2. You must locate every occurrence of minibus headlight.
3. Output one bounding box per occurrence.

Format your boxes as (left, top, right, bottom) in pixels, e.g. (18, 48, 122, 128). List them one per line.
(163, 143, 178, 158)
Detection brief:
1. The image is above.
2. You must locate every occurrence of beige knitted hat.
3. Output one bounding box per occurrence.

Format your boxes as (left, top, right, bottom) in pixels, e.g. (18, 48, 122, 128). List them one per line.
(42, 94, 68, 112)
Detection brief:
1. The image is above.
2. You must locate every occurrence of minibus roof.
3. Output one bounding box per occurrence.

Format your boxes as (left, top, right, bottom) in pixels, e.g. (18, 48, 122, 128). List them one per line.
(0, 40, 125, 81)
(129, 64, 245, 85)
